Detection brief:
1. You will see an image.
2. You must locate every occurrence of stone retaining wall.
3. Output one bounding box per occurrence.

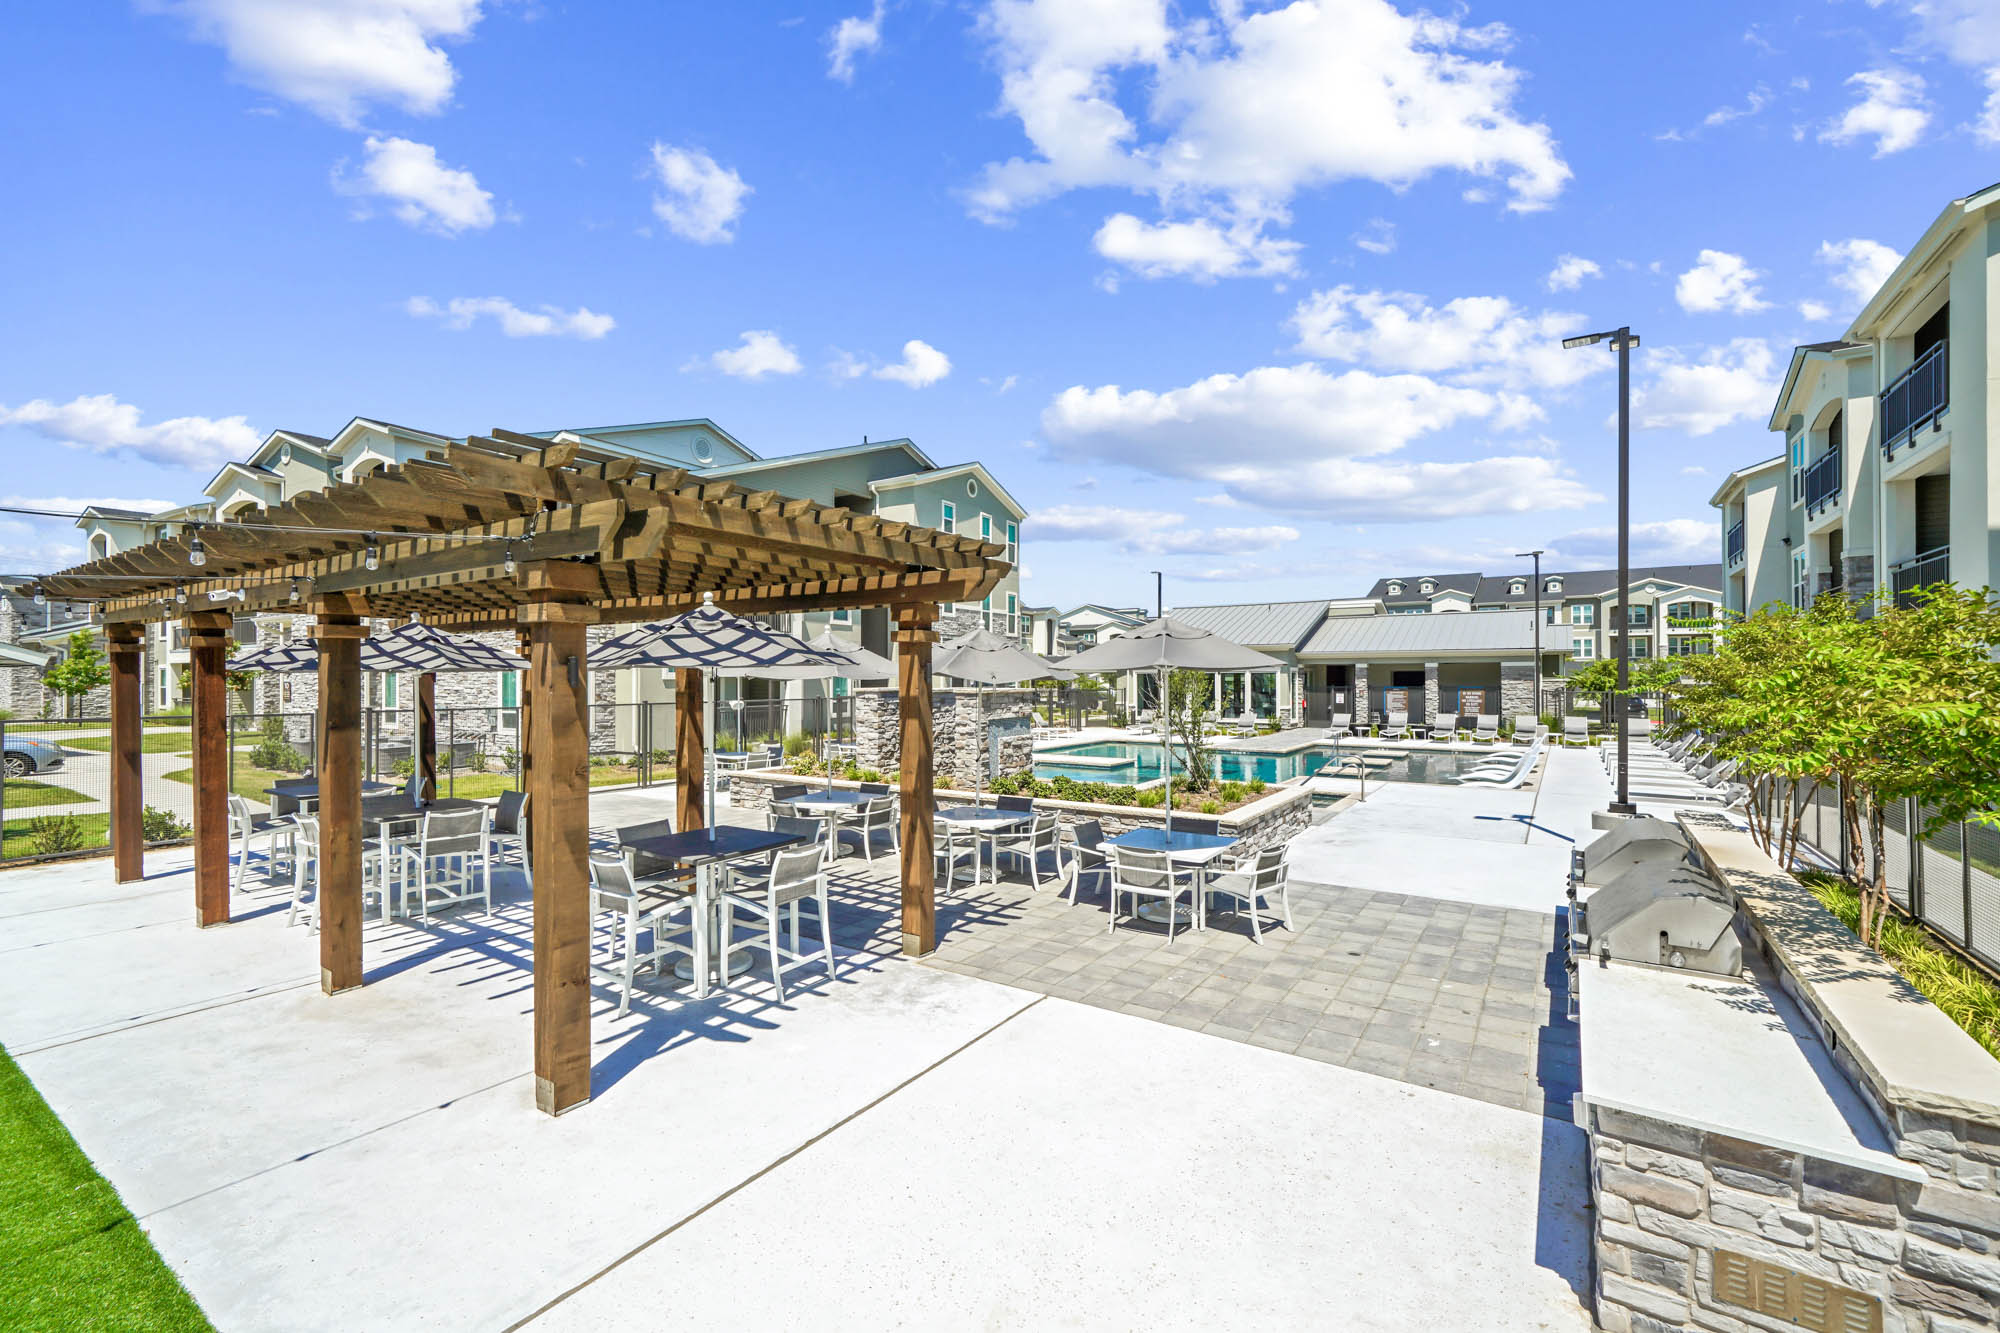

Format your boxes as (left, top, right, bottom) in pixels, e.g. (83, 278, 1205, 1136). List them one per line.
(850, 687, 1033, 788)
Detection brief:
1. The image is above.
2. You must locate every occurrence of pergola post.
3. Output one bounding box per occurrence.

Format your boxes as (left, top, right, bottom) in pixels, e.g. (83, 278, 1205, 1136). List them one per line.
(188, 611, 234, 927)
(107, 623, 145, 883)
(523, 588, 597, 1116)
(416, 671, 437, 801)
(315, 613, 368, 993)
(895, 603, 937, 956)
(676, 667, 704, 832)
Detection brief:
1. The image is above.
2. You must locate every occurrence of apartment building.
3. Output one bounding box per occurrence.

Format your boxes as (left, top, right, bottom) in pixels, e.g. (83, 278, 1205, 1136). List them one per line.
(1362, 566, 1724, 667)
(70, 417, 1027, 731)
(1715, 182, 1998, 613)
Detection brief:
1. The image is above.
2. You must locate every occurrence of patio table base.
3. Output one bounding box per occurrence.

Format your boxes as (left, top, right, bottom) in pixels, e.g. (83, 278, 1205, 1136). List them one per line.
(1135, 901, 1197, 927)
(673, 953, 756, 982)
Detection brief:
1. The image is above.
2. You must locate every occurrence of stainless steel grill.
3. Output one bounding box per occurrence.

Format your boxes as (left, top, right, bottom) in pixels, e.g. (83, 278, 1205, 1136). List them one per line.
(1566, 819, 1742, 1013)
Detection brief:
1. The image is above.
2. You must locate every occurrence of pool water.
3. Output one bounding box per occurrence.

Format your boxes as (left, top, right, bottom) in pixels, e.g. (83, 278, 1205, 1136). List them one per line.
(1032, 742, 1486, 787)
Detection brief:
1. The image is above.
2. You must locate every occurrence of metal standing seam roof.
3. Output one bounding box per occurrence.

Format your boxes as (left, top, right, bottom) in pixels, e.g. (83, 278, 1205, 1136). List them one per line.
(1166, 599, 1328, 649)
(1300, 608, 1538, 657)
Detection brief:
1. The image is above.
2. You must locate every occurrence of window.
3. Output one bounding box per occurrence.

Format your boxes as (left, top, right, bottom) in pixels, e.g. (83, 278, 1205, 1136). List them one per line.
(1628, 605, 1650, 628)
(1509, 579, 1525, 595)
(831, 607, 851, 625)
(1571, 637, 1596, 660)
(1545, 606, 1558, 625)
(1545, 578, 1562, 593)
(1570, 603, 1594, 626)
(1419, 579, 1435, 594)
(980, 514, 992, 543)
(1792, 550, 1810, 608)
(1788, 431, 1806, 504)
(1006, 592, 1018, 634)
(1629, 638, 1651, 659)
(1005, 521, 1017, 564)
(382, 673, 398, 709)
(940, 500, 955, 532)
(500, 671, 519, 726)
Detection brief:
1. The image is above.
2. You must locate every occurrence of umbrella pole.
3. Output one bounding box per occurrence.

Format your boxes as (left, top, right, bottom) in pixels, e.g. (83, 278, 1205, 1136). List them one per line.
(1161, 665, 1172, 838)
(704, 671, 717, 832)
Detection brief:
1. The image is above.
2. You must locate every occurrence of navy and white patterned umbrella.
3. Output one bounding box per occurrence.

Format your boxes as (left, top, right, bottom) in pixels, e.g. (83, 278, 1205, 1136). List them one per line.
(228, 621, 525, 674)
(592, 601, 847, 672)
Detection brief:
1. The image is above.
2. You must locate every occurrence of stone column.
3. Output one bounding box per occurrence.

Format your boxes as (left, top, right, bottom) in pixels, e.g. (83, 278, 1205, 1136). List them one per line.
(1423, 661, 1440, 726)
(1500, 661, 1536, 718)
(1351, 664, 1369, 727)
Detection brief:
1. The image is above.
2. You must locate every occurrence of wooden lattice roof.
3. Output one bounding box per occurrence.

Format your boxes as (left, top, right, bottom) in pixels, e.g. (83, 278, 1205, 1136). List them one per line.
(40, 431, 1011, 627)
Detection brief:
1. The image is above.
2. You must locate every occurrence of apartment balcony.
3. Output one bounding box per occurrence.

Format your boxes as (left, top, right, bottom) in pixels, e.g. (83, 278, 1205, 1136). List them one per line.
(1802, 446, 1842, 516)
(1889, 546, 1949, 608)
(1726, 520, 1745, 569)
(1881, 340, 1948, 462)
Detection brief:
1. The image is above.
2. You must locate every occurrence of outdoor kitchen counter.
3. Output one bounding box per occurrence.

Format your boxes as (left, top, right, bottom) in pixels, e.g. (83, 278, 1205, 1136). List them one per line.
(1576, 953, 1922, 1181)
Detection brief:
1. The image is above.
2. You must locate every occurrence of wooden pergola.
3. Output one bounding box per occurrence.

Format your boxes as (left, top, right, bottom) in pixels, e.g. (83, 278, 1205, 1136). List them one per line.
(38, 430, 1010, 1115)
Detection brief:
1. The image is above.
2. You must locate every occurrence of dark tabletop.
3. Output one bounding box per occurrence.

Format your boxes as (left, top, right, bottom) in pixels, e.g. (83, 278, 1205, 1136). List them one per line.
(267, 778, 394, 796)
(935, 806, 1033, 825)
(619, 824, 807, 867)
(1108, 828, 1238, 854)
(358, 795, 483, 823)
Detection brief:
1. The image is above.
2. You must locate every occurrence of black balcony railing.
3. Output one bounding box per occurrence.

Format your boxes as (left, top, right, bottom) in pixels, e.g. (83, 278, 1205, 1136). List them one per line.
(1726, 520, 1745, 567)
(1882, 339, 1949, 460)
(1803, 446, 1842, 513)
(1890, 546, 1949, 608)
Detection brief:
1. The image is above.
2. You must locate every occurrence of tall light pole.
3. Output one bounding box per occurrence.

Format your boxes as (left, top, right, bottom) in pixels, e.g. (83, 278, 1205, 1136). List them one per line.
(1516, 549, 1544, 721)
(1564, 326, 1641, 816)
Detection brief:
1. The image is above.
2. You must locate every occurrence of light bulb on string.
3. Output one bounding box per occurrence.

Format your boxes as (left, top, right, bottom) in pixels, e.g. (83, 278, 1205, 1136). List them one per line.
(188, 533, 207, 567)
(364, 535, 380, 571)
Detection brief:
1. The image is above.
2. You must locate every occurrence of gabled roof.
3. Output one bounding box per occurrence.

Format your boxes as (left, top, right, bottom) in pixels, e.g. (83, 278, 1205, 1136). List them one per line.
(1848, 180, 2000, 339)
(1363, 571, 1481, 604)
(0, 640, 53, 669)
(702, 437, 933, 479)
(1708, 455, 1785, 508)
(1473, 564, 1722, 603)
(525, 417, 756, 462)
(1767, 340, 1870, 431)
(1167, 599, 1327, 650)
(1302, 608, 1536, 658)
(870, 462, 1029, 521)
(1059, 603, 1148, 625)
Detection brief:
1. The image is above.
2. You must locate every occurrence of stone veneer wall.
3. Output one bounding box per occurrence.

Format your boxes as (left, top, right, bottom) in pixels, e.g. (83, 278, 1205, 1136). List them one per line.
(1499, 661, 1536, 718)
(1587, 1103, 2000, 1332)
(851, 687, 1033, 789)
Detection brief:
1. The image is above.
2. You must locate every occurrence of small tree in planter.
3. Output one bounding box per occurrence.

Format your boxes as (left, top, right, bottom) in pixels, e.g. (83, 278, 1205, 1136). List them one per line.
(41, 630, 109, 718)
(1165, 667, 1216, 789)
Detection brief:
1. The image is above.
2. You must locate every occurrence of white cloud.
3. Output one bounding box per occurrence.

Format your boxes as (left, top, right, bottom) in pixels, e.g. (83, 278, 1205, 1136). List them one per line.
(1798, 300, 1833, 321)
(144, 0, 483, 128)
(1674, 249, 1769, 315)
(1030, 504, 1299, 556)
(1545, 254, 1601, 292)
(1352, 218, 1397, 255)
(1868, 1, 2000, 142)
(827, 1, 885, 83)
(1287, 286, 1599, 391)
(1551, 519, 1718, 566)
(406, 296, 613, 339)
(0, 393, 259, 469)
(0, 494, 180, 515)
(872, 339, 952, 388)
(967, 0, 1569, 273)
(1679, 465, 1709, 477)
(692, 330, 803, 380)
(1703, 85, 1771, 129)
(1820, 68, 1930, 156)
(648, 143, 750, 244)
(1040, 360, 1597, 519)
(1092, 213, 1300, 281)
(1816, 237, 1903, 305)
(1630, 338, 1778, 436)
(337, 135, 494, 234)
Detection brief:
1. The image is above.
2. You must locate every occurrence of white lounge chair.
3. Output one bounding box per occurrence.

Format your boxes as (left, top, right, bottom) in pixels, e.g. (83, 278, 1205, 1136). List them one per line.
(1430, 713, 1458, 743)
(1561, 716, 1592, 747)
(1472, 714, 1500, 744)
(1458, 741, 1542, 790)
(1379, 710, 1410, 740)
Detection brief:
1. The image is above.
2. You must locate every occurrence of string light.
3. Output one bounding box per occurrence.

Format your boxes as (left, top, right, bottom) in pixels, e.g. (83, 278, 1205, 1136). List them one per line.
(289, 577, 301, 600)
(364, 535, 380, 571)
(188, 533, 207, 567)
(503, 540, 516, 575)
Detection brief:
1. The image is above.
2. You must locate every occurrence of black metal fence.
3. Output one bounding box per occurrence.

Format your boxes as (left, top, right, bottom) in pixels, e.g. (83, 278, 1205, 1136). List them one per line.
(1, 695, 856, 864)
(1791, 780, 2000, 977)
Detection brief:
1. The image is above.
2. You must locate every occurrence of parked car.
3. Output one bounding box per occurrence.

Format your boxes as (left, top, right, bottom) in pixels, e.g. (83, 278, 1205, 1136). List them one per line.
(3, 735, 67, 777)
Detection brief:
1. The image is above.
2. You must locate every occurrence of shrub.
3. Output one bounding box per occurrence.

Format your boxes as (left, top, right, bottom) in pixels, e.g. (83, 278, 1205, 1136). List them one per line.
(1199, 799, 1221, 815)
(141, 805, 191, 841)
(391, 757, 416, 778)
(783, 731, 813, 756)
(1218, 781, 1246, 804)
(28, 814, 88, 855)
(502, 746, 520, 773)
(1247, 778, 1267, 795)
(469, 750, 488, 774)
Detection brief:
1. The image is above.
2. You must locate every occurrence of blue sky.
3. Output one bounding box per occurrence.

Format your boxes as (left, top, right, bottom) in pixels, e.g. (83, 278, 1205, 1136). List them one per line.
(3, 1, 1997, 611)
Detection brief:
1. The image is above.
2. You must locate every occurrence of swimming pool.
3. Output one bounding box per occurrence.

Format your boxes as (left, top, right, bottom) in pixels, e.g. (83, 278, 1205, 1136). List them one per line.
(1032, 742, 1487, 786)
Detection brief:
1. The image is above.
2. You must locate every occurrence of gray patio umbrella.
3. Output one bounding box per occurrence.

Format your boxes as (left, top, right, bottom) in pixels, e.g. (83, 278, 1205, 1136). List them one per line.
(592, 596, 845, 826)
(933, 628, 1074, 805)
(226, 620, 524, 674)
(1056, 616, 1281, 835)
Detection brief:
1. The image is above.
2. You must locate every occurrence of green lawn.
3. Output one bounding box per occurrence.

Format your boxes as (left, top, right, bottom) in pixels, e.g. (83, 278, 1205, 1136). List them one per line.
(0, 1044, 210, 1330)
(63, 733, 194, 755)
(160, 763, 638, 806)
(2, 813, 110, 860)
(2, 778, 95, 811)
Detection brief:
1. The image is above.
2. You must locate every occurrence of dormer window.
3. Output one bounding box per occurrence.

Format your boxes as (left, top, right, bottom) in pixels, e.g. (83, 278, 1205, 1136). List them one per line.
(1509, 580, 1525, 596)
(1386, 581, 1403, 595)
(1545, 578, 1562, 594)
(1419, 580, 1435, 595)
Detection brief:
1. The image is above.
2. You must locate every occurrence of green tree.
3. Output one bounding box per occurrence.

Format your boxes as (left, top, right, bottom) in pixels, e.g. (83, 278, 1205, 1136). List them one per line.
(41, 630, 109, 718)
(1165, 667, 1216, 788)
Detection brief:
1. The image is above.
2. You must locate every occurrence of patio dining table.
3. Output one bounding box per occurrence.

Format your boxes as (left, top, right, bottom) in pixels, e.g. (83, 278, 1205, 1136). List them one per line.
(617, 824, 810, 984)
(935, 805, 1033, 886)
(264, 777, 394, 817)
(1106, 827, 1238, 927)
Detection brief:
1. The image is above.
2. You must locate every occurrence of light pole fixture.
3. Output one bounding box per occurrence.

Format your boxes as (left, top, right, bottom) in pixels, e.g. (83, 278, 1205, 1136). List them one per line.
(1565, 326, 1641, 816)
(1516, 549, 1544, 723)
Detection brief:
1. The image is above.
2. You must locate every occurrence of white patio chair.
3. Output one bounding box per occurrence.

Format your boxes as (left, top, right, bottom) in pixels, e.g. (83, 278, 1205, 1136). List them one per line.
(1561, 716, 1592, 747)
(490, 790, 530, 888)
(398, 806, 493, 922)
(987, 810, 1063, 892)
(1107, 845, 1198, 943)
(589, 854, 700, 1014)
(286, 816, 391, 931)
(1473, 714, 1500, 743)
(227, 794, 293, 890)
(936, 819, 981, 895)
(1202, 844, 1294, 942)
(1062, 819, 1111, 904)
(834, 795, 899, 862)
(1378, 711, 1409, 740)
(1511, 714, 1541, 744)
(720, 843, 836, 1002)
